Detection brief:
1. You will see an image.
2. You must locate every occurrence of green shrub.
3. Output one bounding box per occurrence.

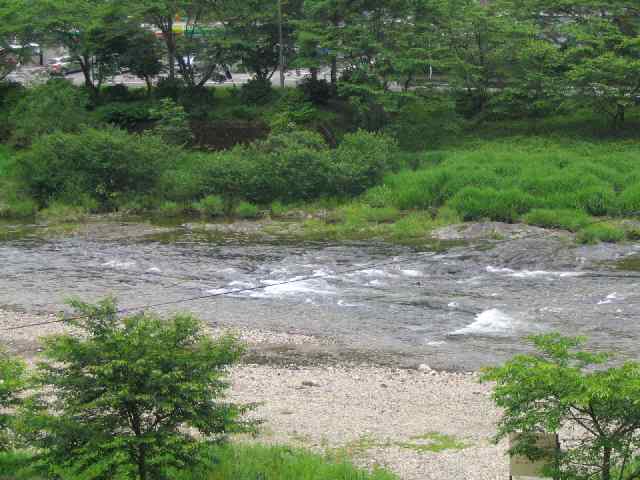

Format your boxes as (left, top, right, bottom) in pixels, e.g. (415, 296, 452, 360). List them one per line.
(9, 79, 89, 146)
(18, 128, 179, 210)
(155, 77, 185, 100)
(270, 200, 288, 217)
(101, 84, 131, 102)
(573, 186, 616, 216)
(23, 299, 254, 480)
(391, 212, 434, 240)
(0, 198, 37, 219)
(297, 77, 334, 105)
(523, 209, 591, 232)
(240, 78, 273, 105)
(193, 195, 225, 217)
(449, 187, 534, 222)
(0, 350, 25, 452)
(235, 201, 260, 219)
(617, 184, 640, 216)
(37, 202, 90, 223)
(576, 223, 626, 244)
(95, 101, 152, 129)
(157, 200, 185, 217)
(149, 98, 194, 146)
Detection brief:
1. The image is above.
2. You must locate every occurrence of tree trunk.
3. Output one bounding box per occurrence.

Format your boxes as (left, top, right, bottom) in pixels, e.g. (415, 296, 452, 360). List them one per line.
(166, 17, 176, 81)
(311, 67, 318, 81)
(330, 57, 337, 85)
(79, 56, 97, 96)
(137, 445, 147, 480)
(602, 446, 611, 480)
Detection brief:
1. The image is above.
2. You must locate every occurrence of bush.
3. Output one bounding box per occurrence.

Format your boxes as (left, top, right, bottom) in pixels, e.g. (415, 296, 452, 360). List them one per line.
(155, 77, 185, 100)
(576, 223, 626, 244)
(523, 208, 591, 232)
(95, 101, 152, 130)
(0, 350, 25, 452)
(9, 79, 88, 146)
(235, 201, 260, 219)
(37, 202, 90, 223)
(388, 96, 462, 151)
(149, 98, 194, 146)
(0, 198, 37, 219)
(448, 187, 534, 222)
(101, 84, 131, 102)
(574, 186, 616, 216)
(18, 128, 179, 210)
(193, 195, 225, 217)
(23, 299, 254, 480)
(240, 77, 273, 105)
(297, 77, 334, 105)
(617, 184, 640, 216)
(156, 200, 185, 218)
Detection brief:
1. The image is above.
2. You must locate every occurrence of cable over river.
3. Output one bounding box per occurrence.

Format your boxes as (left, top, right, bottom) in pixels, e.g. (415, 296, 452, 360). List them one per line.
(1, 219, 639, 370)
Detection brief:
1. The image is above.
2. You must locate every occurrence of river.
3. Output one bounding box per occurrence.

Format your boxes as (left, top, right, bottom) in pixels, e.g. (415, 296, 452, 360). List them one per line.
(1, 219, 639, 370)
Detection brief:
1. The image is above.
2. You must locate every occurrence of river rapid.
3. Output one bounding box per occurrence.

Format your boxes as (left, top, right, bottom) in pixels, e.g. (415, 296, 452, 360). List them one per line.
(1, 219, 639, 370)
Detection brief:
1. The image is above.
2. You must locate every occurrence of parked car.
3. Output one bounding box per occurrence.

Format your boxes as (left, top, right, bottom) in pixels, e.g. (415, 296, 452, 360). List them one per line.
(47, 56, 82, 75)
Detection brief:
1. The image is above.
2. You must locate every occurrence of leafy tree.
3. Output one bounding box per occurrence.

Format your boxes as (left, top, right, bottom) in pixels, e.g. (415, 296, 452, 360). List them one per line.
(483, 334, 640, 480)
(149, 98, 194, 146)
(23, 299, 254, 480)
(120, 31, 165, 95)
(0, 349, 25, 452)
(9, 79, 89, 147)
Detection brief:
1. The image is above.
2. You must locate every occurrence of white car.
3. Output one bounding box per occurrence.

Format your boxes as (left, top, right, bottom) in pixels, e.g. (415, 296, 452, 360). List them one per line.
(47, 56, 82, 75)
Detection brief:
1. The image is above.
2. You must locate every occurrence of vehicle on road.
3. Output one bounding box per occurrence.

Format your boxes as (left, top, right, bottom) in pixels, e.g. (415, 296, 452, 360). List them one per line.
(47, 56, 82, 76)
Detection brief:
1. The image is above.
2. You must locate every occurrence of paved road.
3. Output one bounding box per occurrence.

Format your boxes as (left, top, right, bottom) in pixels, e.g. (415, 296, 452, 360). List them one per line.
(7, 66, 330, 88)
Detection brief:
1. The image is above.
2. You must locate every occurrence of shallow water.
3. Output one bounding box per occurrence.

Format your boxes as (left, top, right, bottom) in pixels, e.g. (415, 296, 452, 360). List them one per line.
(1, 221, 640, 369)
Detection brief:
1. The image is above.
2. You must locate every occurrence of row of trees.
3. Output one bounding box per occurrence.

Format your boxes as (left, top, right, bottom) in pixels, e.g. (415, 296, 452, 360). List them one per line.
(0, 0, 638, 122)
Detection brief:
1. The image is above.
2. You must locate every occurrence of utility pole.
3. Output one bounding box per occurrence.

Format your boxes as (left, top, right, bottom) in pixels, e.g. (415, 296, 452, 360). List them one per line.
(278, 0, 285, 88)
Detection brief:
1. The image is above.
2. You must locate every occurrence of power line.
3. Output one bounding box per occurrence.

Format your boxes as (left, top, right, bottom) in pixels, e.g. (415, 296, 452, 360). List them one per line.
(0, 254, 431, 333)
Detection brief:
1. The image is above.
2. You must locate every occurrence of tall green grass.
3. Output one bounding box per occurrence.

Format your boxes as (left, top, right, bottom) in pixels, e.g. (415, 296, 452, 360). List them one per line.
(363, 138, 640, 230)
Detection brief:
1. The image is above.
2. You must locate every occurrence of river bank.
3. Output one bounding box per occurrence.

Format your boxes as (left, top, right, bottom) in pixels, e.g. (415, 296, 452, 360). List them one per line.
(0, 308, 506, 480)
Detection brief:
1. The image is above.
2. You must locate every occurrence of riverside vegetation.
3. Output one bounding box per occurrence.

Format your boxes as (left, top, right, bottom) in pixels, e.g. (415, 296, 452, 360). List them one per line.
(1, 80, 640, 246)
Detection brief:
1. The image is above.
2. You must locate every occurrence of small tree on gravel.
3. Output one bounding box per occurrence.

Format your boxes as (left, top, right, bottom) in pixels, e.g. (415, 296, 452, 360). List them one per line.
(0, 349, 26, 451)
(22, 298, 255, 480)
(483, 334, 640, 480)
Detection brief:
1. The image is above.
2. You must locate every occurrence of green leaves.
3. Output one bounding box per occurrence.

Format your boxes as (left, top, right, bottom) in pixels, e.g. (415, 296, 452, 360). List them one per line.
(483, 334, 640, 480)
(24, 299, 254, 480)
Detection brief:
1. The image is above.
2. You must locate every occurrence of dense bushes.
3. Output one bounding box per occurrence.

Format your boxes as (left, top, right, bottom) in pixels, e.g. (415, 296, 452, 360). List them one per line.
(9, 79, 89, 146)
(163, 130, 399, 205)
(17, 128, 179, 209)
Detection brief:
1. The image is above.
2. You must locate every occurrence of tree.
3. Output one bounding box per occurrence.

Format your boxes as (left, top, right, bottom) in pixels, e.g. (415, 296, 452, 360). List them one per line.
(483, 334, 640, 480)
(0, 349, 25, 452)
(149, 98, 194, 146)
(23, 299, 254, 480)
(0, 0, 40, 81)
(121, 31, 165, 94)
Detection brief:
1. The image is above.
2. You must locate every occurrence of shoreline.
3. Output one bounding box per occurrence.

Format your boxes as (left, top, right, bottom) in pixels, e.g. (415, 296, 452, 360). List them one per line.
(0, 308, 507, 480)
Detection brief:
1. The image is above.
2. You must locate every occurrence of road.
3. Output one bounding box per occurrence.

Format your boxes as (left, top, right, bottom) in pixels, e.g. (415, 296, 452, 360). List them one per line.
(7, 66, 331, 89)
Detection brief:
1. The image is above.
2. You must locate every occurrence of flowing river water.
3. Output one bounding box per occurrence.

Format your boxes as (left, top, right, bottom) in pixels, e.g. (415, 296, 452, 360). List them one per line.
(1, 219, 640, 370)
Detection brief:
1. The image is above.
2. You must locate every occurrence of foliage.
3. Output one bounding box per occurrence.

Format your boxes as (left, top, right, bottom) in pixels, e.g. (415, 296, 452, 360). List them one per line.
(576, 223, 626, 245)
(17, 127, 179, 209)
(95, 101, 153, 130)
(149, 98, 194, 146)
(156, 200, 186, 218)
(0, 350, 25, 452)
(9, 80, 89, 146)
(523, 209, 591, 232)
(23, 298, 254, 480)
(483, 334, 640, 480)
(298, 78, 334, 105)
(235, 201, 260, 219)
(239, 77, 274, 105)
(193, 195, 225, 218)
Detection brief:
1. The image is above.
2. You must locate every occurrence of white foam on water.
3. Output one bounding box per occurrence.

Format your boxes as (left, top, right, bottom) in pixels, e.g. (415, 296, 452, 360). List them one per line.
(359, 269, 394, 278)
(448, 301, 460, 309)
(597, 292, 619, 305)
(425, 340, 446, 346)
(102, 259, 136, 270)
(248, 277, 336, 298)
(337, 299, 362, 308)
(401, 269, 422, 277)
(229, 281, 254, 288)
(367, 279, 386, 287)
(147, 267, 161, 273)
(486, 266, 583, 278)
(205, 288, 231, 295)
(451, 309, 516, 336)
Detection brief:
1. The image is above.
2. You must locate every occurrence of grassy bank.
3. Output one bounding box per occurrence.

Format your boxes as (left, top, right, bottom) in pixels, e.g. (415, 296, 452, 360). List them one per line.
(0, 444, 398, 480)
